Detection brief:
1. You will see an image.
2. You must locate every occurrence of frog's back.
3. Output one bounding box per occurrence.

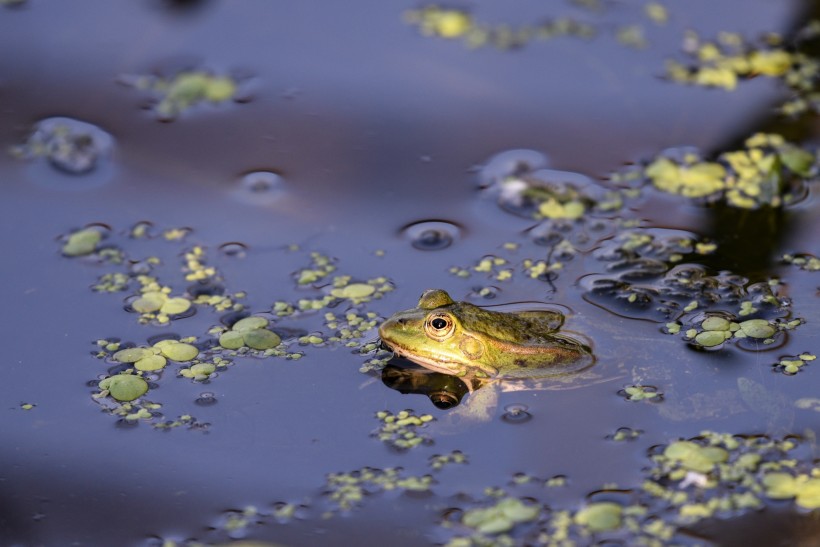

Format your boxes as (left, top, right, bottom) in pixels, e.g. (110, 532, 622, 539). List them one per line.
(454, 303, 564, 345)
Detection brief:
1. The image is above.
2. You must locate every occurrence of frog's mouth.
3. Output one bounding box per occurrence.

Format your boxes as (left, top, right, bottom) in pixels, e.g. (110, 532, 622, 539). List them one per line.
(383, 341, 466, 376)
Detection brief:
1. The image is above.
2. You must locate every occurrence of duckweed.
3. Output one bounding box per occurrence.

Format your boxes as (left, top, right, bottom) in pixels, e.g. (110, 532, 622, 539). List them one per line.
(325, 310, 383, 345)
(217, 316, 281, 351)
(461, 497, 540, 535)
(775, 353, 815, 375)
(155, 340, 199, 361)
(373, 409, 435, 450)
(608, 427, 643, 442)
(232, 316, 269, 332)
(680, 311, 787, 350)
(621, 385, 662, 402)
(664, 26, 820, 117)
(616, 25, 647, 49)
(218, 330, 245, 349)
(92, 272, 130, 292)
(295, 252, 336, 285)
(644, 2, 668, 24)
(782, 253, 820, 271)
(694, 330, 731, 348)
(405, 6, 472, 39)
(133, 354, 167, 372)
(737, 318, 776, 339)
(179, 362, 217, 380)
(112, 346, 153, 363)
(573, 502, 622, 532)
(429, 450, 468, 471)
(121, 71, 241, 120)
(641, 134, 817, 208)
(404, 5, 595, 50)
(243, 328, 281, 350)
(99, 374, 148, 402)
(62, 228, 102, 257)
(129, 278, 194, 324)
(113, 340, 199, 369)
(324, 467, 434, 512)
(330, 283, 375, 301)
(328, 276, 394, 304)
(663, 440, 728, 473)
(762, 473, 820, 509)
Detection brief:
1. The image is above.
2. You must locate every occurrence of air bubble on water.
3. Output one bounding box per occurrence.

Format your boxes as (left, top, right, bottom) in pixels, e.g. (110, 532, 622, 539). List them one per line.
(400, 220, 462, 251)
(501, 403, 532, 423)
(476, 149, 550, 189)
(195, 392, 218, 406)
(232, 170, 285, 206)
(218, 242, 248, 258)
(14, 117, 116, 189)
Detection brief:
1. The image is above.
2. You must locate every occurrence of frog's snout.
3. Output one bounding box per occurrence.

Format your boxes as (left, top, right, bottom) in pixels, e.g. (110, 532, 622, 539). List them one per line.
(379, 316, 411, 349)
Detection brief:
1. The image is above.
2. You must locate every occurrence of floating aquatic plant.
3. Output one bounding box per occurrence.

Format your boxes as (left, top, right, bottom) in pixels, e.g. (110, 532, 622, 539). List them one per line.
(373, 409, 435, 450)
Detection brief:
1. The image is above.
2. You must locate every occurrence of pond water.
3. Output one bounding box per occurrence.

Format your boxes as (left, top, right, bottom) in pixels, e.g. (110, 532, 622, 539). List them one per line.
(2, 1, 820, 545)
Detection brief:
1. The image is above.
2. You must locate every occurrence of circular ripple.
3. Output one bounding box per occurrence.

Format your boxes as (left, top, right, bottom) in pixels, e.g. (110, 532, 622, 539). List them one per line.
(400, 220, 462, 251)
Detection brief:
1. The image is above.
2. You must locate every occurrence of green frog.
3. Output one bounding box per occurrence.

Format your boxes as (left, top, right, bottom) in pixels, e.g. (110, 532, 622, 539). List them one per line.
(378, 289, 593, 380)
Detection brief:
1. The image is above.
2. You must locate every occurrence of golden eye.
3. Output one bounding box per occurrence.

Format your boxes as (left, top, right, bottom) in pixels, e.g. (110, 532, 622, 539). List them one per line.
(425, 313, 454, 339)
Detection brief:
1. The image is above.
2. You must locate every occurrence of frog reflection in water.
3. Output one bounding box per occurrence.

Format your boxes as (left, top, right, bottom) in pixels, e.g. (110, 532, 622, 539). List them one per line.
(379, 289, 594, 384)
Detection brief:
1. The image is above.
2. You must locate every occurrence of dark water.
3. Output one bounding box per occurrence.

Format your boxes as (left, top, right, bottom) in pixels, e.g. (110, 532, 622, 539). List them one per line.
(1, 1, 819, 545)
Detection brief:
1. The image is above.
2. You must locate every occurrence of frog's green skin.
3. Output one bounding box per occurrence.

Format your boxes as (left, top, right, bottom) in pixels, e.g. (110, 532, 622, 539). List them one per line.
(379, 289, 593, 380)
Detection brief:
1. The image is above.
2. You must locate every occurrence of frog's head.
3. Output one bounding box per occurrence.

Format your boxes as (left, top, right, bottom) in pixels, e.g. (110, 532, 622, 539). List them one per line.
(379, 289, 487, 377)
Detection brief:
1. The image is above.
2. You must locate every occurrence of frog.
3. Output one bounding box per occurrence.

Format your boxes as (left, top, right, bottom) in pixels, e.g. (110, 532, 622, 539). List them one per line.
(378, 289, 594, 381)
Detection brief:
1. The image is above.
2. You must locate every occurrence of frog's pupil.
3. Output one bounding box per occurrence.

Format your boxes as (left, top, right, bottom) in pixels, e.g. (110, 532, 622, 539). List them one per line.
(432, 318, 447, 330)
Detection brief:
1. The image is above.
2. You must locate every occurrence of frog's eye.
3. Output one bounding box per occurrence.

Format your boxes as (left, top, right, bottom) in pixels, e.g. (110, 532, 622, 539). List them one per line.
(425, 313, 455, 340)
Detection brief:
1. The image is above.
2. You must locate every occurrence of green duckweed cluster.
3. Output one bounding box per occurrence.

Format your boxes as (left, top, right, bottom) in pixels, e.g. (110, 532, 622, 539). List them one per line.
(665, 32, 799, 91)
(62, 227, 103, 257)
(357, 344, 393, 374)
(774, 353, 816, 375)
(451, 255, 514, 282)
(645, 432, 819, 515)
(620, 384, 662, 402)
(63, 223, 392, 429)
(608, 427, 643, 442)
(782, 253, 820, 272)
(438, 432, 820, 546)
(456, 497, 541, 536)
(294, 252, 336, 285)
(205, 503, 303, 541)
(112, 339, 199, 371)
(131, 277, 193, 324)
(404, 1, 670, 53)
(497, 174, 628, 222)
(404, 6, 595, 50)
(429, 450, 468, 471)
(217, 316, 282, 351)
(679, 314, 783, 349)
(276, 254, 393, 321)
(373, 409, 435, 450)
(642, 133, 817, 208)
(94, 336, 226, 408)
(664, 27, 820, 117)
(324, 467, 434, 512)
(121, 70, 240, 120)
